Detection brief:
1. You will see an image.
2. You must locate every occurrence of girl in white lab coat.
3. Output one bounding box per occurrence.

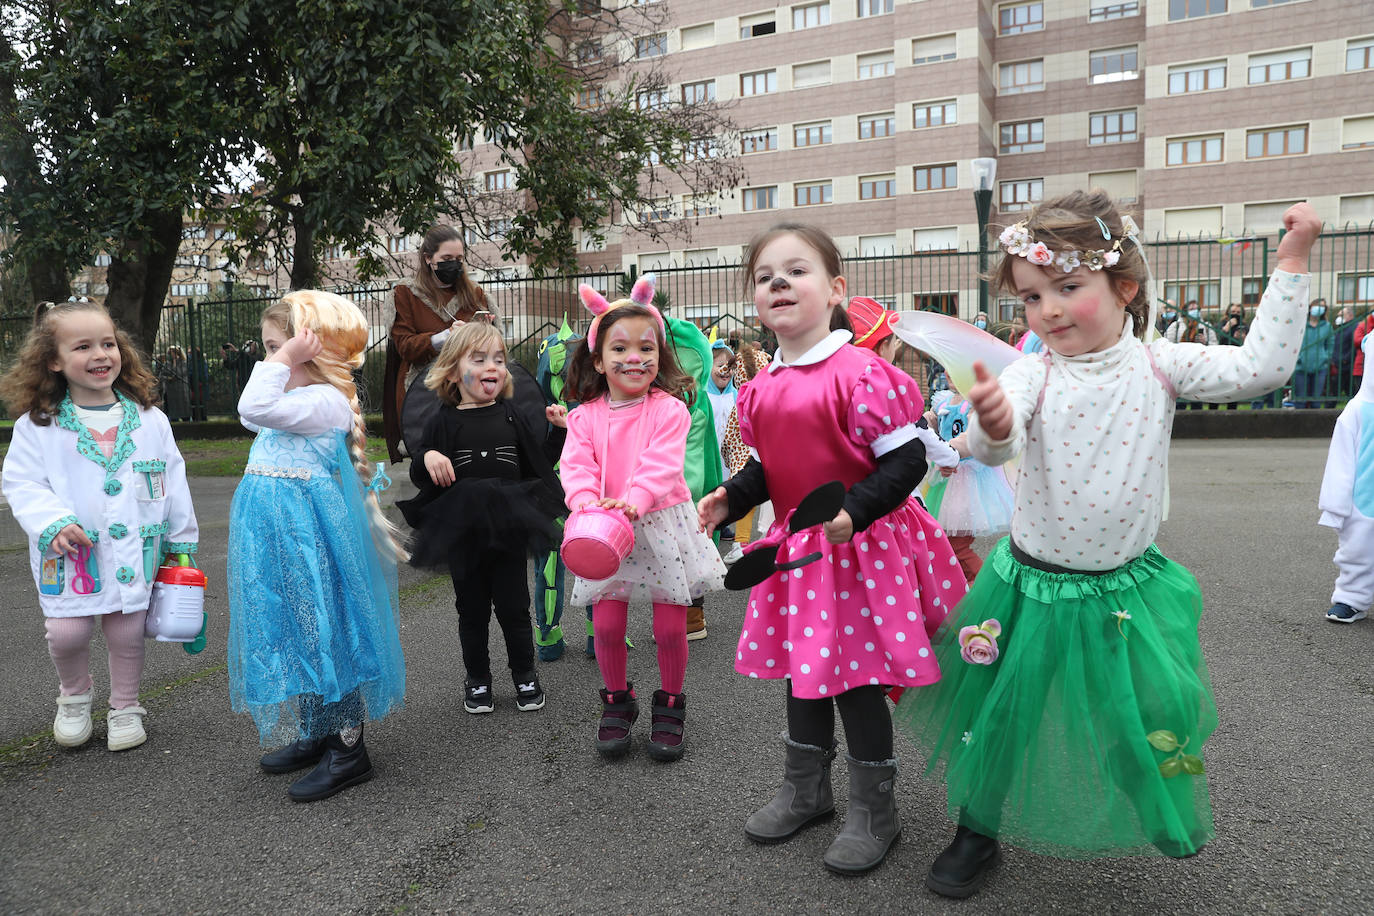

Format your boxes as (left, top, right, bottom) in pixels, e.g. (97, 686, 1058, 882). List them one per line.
(1, 300, 198, 752)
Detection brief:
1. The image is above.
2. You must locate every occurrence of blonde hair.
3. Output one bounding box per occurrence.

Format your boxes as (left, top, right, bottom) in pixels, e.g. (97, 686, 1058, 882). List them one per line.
(425, 322, 514, 406)
(262, 291, 407, 561)
(0, 300, 158, 424)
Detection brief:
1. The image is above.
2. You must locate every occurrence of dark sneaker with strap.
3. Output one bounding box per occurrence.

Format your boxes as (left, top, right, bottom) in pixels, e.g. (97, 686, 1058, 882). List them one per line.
(464, 679, 495, 714)
(1326, 602, 1367, 623)
(647, 689, 686, 762)
(596, 684, 639, 757)
(514, 672, 546, 711)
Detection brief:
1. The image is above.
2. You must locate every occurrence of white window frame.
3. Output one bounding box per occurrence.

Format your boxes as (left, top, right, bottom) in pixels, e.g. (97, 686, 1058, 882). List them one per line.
(858, 112, 896, 140)
(794, 121, 833, 147)
(857, 51, 895, 79)
(999, 178, 1043, 212)
(1166, 133, 1224, 166)
(1089, 46, 1139, 84)
(999, 119, 1045, 154)
(1167, 60, 1226, 94)
(859, 174, 897, 200)
(794, 181, 833, 207)
(742, 186, 779, 211)
(741, 69, 778, 96)
(1247, 47, 1311, 84)
(913, 99, 957, 129)
(911, 34, 957, 66)
(857, 0, 893, 17)
(792, 2, 830, 30)
(1245, 124, 1308, 159)
(999, 59, 1044, 94)
(1088, 1, 1140, 21)
(998, 1, 1044, 35)
(1089, 109, 1137, 145)
(913, 163, 958, 192)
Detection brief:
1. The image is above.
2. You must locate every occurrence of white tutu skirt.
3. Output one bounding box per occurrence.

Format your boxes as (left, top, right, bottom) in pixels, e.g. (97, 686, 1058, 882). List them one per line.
(569, 500, 725, 606)
(925, 460, 1015, 537)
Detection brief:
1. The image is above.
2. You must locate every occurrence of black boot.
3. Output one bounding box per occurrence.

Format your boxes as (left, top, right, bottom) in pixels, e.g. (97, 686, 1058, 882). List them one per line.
(926, 825, 1001, 899)
(259, 737, 327, 774)
(287, 727, 373, 803)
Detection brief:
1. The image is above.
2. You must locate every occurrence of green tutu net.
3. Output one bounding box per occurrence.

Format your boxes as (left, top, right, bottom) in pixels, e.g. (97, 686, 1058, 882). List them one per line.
(893, 539, 1216, 859)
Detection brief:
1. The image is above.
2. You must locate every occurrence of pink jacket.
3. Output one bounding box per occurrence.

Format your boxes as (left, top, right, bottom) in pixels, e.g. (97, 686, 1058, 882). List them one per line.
(560, 389, 692, 516)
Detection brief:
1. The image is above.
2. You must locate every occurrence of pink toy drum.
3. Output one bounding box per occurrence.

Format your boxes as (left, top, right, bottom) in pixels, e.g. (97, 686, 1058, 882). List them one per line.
(562, 506, 635, 580)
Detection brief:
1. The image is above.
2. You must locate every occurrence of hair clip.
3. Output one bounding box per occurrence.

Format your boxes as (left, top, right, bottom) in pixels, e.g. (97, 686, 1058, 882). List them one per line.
(1094, 217, 1112, 241)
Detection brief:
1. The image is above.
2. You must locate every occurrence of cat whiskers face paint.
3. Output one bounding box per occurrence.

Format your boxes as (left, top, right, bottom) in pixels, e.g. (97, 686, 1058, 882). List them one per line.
(595, 315, 661, 401)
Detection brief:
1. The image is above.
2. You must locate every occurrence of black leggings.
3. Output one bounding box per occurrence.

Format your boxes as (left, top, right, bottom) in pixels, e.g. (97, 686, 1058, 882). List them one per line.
(449, 548, 535, 683)
(787, 682, 893, 762)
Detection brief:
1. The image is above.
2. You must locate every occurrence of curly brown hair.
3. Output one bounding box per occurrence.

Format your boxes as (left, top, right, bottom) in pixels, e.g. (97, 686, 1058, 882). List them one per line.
(565, 303, 695, 407)
(991, 189, 1150, 340)
(0, 300, 158, 424)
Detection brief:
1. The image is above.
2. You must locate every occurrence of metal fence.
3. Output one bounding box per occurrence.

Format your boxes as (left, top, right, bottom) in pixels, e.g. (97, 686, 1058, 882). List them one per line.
(2, 223, 1370, 417)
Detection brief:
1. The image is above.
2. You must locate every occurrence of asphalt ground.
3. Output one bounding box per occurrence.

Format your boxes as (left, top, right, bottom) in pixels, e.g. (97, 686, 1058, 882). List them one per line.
(1, 438, 1370, 916)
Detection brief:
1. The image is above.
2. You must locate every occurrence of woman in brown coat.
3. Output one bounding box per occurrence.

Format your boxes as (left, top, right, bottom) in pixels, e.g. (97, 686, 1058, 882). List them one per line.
(383, 225, 498, 460)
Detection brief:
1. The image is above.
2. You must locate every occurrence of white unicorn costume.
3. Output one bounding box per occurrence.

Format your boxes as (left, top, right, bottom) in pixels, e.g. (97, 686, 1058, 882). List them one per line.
(1318, 334, 1374, 621)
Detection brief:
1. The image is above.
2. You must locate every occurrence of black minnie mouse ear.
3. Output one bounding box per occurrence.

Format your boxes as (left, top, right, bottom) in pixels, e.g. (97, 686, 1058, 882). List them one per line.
(789, 480, 845, 532)
(723, 544, 779, 591)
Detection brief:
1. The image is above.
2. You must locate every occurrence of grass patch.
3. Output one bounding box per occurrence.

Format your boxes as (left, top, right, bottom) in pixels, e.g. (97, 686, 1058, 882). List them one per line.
(178, 437, 390, 477)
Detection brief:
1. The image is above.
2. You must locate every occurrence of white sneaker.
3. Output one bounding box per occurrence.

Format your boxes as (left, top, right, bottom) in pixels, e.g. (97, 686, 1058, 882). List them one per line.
(722, 543, 745, 566)
(53, 693, 93, 747)
(106, 705, 148, 751)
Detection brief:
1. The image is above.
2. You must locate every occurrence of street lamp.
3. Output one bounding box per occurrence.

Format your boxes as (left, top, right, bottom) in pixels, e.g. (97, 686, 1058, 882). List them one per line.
(971, 157, 998, 319)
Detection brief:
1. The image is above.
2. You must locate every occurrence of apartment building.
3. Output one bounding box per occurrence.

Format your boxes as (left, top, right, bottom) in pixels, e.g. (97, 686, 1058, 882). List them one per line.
(472, 0, 1370, 321)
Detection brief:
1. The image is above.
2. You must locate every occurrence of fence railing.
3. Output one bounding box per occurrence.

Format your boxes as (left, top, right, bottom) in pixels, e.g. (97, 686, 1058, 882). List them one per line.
(1, 224, 1369, 418)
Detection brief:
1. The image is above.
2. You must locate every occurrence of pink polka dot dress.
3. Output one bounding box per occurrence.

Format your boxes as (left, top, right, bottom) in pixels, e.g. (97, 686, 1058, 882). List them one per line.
(735, 336, 969, 698)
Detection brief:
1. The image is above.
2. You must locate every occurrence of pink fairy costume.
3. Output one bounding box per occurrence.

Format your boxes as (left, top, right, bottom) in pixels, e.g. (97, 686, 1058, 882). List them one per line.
(732, 331, 968, 697)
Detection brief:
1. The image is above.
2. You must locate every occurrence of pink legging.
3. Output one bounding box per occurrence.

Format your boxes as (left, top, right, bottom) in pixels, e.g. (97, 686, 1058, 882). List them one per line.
(44, 611, 147, 709)
(593, 599, 688, 695)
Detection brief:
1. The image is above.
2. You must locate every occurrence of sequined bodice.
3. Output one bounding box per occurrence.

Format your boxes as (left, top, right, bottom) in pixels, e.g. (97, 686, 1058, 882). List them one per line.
(246, 428, 344, 474)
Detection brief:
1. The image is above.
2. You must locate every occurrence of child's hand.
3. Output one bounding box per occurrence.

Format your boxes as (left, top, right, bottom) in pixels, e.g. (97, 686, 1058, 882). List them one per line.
(423, 450, 455, 487)
(950, 433, 971, 459)
(50, 523, 92, 556)
(967, 361, 1013, 442)
(939, 465, 958, 478)
(822, 509, 854, 544)
(545, 404, 568, 428)
(698, 486, 730, 535)
(594, 497, 638, 522)
(1276, 202, 1322, 274)
(271, 326, 323, 367)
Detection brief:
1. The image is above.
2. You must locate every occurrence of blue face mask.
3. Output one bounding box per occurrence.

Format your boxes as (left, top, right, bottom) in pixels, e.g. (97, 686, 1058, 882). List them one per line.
(1311, 305, 1326, 318)
(974, 319, 987, 330)
(1163, 310, 1177, 321)
(1186, 309, 1200, 320)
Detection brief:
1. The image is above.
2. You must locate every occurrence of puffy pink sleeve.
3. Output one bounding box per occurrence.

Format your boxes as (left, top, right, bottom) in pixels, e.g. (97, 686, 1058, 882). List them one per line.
(736, 382, 760, 451)
(559, 403, 602, 512)
(846, 358, 925, 456)
(625, 395, 691, 516)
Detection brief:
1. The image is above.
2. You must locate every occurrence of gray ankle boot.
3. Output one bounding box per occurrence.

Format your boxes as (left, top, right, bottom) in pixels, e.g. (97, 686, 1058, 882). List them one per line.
(744, 732, 837, 843)
(822, 755, 901, 874)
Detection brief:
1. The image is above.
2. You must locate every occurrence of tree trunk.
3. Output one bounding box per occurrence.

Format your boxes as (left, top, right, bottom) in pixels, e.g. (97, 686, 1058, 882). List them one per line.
(288, 211, 317, 290)
(103, 210, 184, 356)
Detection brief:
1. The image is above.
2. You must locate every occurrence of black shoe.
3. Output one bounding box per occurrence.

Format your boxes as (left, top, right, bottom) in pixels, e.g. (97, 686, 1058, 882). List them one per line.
(464, 679, 495, 714)
(287, 731, 373, 803)
(515, 672, 546, 711)
(259, 737, 327, 774)
(926, 826, 1001, 899)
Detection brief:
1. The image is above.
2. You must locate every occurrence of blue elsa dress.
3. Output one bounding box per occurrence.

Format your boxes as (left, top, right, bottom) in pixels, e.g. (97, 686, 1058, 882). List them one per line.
(227, 422, 405, 747)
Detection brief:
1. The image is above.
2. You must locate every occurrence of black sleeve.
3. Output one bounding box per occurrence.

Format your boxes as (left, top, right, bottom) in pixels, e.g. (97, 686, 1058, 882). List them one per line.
(543, 423, 567, 466)
(720, 457, 769, 525)
(408, 412, 451, 489)
(842, 438, 928, 533)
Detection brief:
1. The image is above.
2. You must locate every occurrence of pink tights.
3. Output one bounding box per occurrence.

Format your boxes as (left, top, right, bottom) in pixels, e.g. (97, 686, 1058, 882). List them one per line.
(44, 611, 146, 709)
(592, 599, 688, 695)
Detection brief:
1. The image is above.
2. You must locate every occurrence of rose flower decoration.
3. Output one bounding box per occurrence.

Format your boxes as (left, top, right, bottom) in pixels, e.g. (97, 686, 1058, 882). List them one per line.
(958, 619, 1003, 666)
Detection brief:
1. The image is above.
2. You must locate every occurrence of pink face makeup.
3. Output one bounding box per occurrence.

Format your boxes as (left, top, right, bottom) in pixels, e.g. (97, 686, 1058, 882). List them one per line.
(597, 316, 660, 401)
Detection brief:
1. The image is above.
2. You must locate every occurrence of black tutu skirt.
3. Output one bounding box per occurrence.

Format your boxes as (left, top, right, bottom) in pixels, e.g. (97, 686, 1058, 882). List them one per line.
(398, 477, 563, 573)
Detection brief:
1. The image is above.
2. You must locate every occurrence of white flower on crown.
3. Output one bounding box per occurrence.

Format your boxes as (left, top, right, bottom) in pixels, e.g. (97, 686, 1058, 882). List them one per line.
(1054, 250, 1081, 273)
(1104, 250, 1121, 267)
(999, 223, 1032, 255)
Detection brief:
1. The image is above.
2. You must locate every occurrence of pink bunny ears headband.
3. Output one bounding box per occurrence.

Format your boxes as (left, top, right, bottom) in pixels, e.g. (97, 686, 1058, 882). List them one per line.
(579, 273, 666, 352)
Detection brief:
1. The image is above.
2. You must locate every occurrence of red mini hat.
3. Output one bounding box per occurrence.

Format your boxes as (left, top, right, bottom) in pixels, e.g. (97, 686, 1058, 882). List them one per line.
(846, 297, 898, 350)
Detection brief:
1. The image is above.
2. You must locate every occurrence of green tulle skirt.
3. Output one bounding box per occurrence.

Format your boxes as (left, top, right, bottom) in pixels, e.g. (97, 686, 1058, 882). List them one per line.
(893, 539, 1216, 859)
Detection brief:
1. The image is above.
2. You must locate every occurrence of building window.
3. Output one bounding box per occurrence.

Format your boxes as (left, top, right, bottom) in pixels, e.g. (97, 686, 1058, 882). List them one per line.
(683, 137, 720, 161)
(182, 226, 207, 240)
(635, 89, 669, 112)
(575, 0, 599, 14)
(1246, 124, 1307, 158)
(794, 121, 833, 147)
(742, 186, 779, 211)
(577, 87, 604, 109)
(1167, 60, 1226, 94)
(1337, 273, 1374, 305)
(176, 254, 210, 268)
(94, 253, 112, 267)
(912, 35, 956, 65)
(914, 227, 959, 251)
(1248, 47, 1310, 84)
(1168, 0, 1225, 20)
(1347, 37, 1374, 72)
(793, 60, 832, 89)
(999, 59, 1044, 94)
(388, 235, 410, 254)
(681, 80, 715, 104)
(858, 113, 896, 140)
(999, 119, 1045, 154)
(914, 99, 957, 129)
(741, 128, 779, 154)
(793, 2, 830, 29)
(795, 181, 833, 206)
(640, 199, 674, 222)
(683, 195, 720, 218)
(1090, 46, 1138, 84)
(463, 227, 478, 246)
(740, 13, 777, 39)
(858, 51, 895, 79)
(859, 175, 897, 200)
(485, 171, 513, 191)
(1344, 116, 1374, 151)
(1088, 1, 1140, 20)
(859, 234, 898, 256)
(857, 0, 893, 16)
(215, 228, 236, 241)
(680, 23, 715, 51)
(486, 218, 512, 240)
(1088, 169, 1138, 203)
(741, 70, 778, 96)
(1089, 109, 1137, 145)
(1166, 134, 1224, 165)
(999, 178, 1043, 211)
(574, 41, 602, 64)
(999, 2, 1044, 35)
(636, 34, 667, 59)
(1162, 281, 1221, 310)
(914, 163, 958, 191)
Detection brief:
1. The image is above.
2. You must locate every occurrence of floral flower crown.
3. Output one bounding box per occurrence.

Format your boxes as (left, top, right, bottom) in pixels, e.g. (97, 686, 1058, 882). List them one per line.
(999, 215, 1140, 273)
